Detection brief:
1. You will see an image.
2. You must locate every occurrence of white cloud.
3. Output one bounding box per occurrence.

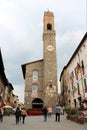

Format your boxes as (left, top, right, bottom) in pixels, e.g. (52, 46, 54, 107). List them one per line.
(13, 84, 24, 102)
(0, 0, 86, 103)
(57, 30, 85, 48)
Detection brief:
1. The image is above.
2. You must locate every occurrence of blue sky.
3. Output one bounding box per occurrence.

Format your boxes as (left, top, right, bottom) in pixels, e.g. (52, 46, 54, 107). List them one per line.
(0, 0, 86, 103)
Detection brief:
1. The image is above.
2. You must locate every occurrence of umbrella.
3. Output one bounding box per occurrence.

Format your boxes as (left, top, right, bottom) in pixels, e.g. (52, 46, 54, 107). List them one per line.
(3, 105, 13, 109)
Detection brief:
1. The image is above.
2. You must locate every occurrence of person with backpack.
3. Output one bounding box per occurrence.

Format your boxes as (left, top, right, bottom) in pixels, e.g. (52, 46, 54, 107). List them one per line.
(21, 107, 27, 124)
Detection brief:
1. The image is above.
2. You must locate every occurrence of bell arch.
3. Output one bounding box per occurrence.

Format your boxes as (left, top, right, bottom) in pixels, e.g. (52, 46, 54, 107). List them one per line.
(47, 23, 52, 30)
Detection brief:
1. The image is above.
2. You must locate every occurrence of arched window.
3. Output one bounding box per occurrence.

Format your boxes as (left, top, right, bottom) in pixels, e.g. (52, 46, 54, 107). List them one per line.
(47, 23, 52, 30)
(32, 70, 38, 82)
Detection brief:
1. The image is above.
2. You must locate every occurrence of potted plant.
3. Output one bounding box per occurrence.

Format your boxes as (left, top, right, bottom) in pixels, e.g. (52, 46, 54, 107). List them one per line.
(4, 108, 14, 116)
(77, 116, 84, 124)
(65, 107, 84, 124)
(65, 107, 71, 119)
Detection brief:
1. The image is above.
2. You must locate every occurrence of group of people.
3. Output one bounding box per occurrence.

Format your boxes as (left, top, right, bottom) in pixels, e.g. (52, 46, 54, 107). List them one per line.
(0, 104, 65, 124)
(0, 105, 27, 124)
(42, 106, 53, 122)
(15, 107, 27, 124)
(42, 104, 65, 122)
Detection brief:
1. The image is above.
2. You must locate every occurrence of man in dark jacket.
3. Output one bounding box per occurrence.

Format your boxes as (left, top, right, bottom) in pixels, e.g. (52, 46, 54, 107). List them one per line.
(15, 107, 20, 124)
(43, 106, 48, 122)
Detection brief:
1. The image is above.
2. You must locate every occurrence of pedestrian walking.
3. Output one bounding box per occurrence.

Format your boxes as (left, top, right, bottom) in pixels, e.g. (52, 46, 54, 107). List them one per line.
(42, 106, 48, 122)
(0, 107, 4, 122)
(47, 106, 53, 118)
(21, 107, 27, 124)
(15, 107, 20, 124)
(19, 105, 22, 122)
(55, 104, 61, 122)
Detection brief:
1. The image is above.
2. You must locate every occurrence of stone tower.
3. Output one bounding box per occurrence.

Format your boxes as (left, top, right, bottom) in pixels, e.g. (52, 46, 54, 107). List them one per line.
(43, 11, 58, 108)
(21, 11, 58, 110)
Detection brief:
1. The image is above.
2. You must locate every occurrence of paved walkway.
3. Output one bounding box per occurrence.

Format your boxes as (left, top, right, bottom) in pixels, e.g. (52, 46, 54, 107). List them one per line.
(0, 115, 87, 130)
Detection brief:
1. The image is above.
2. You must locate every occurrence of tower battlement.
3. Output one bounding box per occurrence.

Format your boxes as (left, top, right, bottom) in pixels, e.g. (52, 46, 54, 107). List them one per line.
(44, 10, 54, 17)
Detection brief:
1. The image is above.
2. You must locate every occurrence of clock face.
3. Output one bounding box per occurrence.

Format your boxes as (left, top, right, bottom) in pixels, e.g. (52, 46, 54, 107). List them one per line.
(47, 45, 54, 51)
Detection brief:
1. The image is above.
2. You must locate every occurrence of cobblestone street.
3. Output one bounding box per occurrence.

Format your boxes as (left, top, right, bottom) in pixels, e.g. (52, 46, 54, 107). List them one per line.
(0, 115, 87, 130)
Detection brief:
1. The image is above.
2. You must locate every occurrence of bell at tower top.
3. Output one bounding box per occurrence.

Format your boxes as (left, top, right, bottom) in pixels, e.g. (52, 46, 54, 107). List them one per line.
(43, 10, 55, 31)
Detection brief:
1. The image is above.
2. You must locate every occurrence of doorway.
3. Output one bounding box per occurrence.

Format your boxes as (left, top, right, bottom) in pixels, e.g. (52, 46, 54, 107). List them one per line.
(32, 98, 43, 109)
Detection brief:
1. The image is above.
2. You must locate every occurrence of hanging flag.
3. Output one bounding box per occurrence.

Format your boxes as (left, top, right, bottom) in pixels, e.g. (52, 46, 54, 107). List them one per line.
(70, 76, 73, 82)
(76, 73, 78, 80)
(76, 62, 81, 73)
(82, 64, 85, 75)
(73, 86, 77, 92)
(75, 66, 78, 80)
(70, 72, 74, 82)
(81, 61, 85, 75)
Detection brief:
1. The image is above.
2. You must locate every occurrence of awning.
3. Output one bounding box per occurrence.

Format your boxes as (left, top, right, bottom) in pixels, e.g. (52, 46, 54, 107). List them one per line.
(3, 105, 13, 109)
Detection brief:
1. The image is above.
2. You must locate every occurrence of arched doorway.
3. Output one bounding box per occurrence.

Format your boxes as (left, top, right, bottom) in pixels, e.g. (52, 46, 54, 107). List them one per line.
(32, 98, 43, 109)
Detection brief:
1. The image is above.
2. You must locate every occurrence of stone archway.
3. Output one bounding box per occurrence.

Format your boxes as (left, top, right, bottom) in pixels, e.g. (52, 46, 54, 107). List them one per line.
(32, 98, 43, 109)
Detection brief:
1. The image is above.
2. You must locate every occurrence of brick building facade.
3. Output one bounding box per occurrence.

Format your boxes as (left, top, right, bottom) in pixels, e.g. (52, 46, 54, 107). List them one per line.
(60, 33, 87, 108)
(22, 11, 58, 110)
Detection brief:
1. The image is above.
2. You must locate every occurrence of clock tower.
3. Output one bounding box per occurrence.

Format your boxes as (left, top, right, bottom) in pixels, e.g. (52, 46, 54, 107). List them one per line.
(22, 11, 58, 111)
(43, 11, 58, 108)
